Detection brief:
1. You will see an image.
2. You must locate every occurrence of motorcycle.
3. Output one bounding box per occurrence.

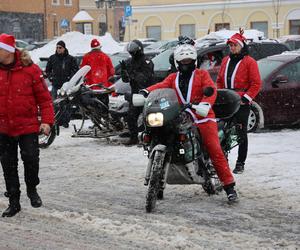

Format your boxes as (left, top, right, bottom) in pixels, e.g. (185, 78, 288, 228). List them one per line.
(132, 87, 241, 212)
(39, 66, 125, 148)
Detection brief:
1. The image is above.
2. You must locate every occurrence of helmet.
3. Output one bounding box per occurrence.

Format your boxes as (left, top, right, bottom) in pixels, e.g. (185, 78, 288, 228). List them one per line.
(174, 44, 197, 69)
(126, 39, 143, 56)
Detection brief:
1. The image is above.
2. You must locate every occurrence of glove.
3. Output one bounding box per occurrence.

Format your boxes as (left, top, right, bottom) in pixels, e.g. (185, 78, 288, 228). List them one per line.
(139, 89, 149, 98)
(121, 69, 130, 83)
(119, 60, 127, 70)
(192, 102, 211, 117)
(241, 96, 250, 105)
(124, 92, 132, 103)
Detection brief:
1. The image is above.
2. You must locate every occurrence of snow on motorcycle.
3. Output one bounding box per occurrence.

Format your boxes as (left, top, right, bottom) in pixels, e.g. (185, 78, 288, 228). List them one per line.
(132, 87, 241, 212)
(39, 66, 124, 148)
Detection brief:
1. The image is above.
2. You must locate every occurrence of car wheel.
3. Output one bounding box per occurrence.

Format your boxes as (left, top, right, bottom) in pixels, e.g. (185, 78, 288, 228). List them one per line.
(248, 105, 259, 132)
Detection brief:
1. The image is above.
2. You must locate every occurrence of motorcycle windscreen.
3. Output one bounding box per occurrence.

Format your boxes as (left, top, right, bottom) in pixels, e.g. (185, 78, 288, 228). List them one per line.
(213, 89, 241, 119)
(144, 88, 181, 122)
(61, 65, 91, 93)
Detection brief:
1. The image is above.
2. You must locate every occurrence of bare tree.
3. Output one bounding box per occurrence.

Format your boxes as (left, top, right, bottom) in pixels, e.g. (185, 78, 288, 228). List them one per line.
(272, 0, 281, 38)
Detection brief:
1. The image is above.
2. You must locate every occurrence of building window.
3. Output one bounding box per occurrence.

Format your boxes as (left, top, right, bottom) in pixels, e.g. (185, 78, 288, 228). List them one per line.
(290, 20, 300, 35)
(146, 26, 161, 40)
(251, 21, 268, 38)
(179, 24, 195, 39)
(215, 23, 230, 31)
(52, 0, 60, 5)
(53, 20, 58, 36)
(64, 0, 72, 5)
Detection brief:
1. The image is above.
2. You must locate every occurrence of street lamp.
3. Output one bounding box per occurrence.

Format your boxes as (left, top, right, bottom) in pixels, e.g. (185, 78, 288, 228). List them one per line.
(95, 0, 116, 33)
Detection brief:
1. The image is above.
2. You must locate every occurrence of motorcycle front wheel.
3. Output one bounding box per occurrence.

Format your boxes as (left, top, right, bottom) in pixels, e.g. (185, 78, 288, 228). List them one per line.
(145, 150, 166, 213)
(39, 126, 57, 148)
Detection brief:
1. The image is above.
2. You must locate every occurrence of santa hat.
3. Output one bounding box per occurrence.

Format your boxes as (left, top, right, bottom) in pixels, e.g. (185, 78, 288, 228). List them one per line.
(91, 39, 101, 49)
(0, 33, 16, 53)
(227, 33, 246, 48)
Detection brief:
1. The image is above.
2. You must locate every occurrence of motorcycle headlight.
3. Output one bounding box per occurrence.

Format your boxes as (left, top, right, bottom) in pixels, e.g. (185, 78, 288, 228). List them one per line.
(147, 112, 164, 127)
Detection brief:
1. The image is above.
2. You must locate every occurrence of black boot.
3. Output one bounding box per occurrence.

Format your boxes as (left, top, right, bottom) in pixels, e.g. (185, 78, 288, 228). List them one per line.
(27, 188, 42, 208)
(224, 183, 239, 204)
(2, 195, 21, 217)
(233, 161, 245, 174)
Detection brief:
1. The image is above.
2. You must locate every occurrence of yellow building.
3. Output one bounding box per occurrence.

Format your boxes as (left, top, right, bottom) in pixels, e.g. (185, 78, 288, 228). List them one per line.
(125, 0, 300, 40)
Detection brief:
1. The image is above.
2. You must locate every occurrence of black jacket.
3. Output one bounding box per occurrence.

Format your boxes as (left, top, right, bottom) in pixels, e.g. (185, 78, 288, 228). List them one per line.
(121, 54, 154, 94)
(45, 49, 78, 88)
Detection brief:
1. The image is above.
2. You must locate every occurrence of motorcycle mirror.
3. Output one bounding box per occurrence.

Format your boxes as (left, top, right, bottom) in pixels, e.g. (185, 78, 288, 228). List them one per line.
(203, 86, 214, 97)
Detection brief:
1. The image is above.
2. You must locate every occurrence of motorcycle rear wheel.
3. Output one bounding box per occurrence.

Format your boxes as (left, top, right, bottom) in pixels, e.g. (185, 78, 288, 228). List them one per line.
(145, 151, 165, 213)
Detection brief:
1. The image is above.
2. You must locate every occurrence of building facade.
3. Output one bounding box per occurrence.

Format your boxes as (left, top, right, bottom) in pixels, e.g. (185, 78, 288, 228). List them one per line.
(78, 0, 129, 41)
(125, 0, 300, 41)
(0, 0, 79, 40)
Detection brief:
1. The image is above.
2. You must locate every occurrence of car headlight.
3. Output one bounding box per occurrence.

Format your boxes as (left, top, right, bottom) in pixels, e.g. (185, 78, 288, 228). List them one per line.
(147, 112, 164, 127)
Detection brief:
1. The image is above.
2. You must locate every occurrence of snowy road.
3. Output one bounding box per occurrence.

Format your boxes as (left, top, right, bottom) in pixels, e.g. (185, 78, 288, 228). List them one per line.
(0, 126, 299, 249)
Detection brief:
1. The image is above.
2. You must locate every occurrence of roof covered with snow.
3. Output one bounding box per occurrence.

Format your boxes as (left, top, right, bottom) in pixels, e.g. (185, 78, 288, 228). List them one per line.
(72, 10, 94, 22)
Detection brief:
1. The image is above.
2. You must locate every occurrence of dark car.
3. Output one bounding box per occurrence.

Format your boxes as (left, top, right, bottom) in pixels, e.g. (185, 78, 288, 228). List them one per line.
(278, 35, 300, 51)
(151, 40, 290, 83)
(248, 51, 300, 131)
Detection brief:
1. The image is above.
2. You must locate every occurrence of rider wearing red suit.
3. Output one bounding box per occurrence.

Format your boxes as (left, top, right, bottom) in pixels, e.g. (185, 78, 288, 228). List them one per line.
(145, 44, 238, 203)
(80, 38, 115, 119)
(216, 32, 261, 174)
(80, 38, 115, 89)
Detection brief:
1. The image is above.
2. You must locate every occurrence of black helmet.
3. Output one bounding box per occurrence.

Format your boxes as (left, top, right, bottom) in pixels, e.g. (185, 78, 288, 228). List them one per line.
(127, 39, 143, 56)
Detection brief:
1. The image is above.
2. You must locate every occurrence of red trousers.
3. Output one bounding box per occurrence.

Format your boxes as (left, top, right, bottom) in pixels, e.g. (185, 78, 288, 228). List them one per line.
(197, 121, 234, 186)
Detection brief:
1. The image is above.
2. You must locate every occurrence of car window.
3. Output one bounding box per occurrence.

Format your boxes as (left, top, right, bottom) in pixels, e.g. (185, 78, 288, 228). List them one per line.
(161, 40, 178, 50)
(277, 61, 300, 82)
(257, 58, 286, 81)
(152, 49, 174, 71)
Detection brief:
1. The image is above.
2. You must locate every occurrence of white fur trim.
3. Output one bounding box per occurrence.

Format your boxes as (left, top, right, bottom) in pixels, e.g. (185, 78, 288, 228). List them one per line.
(243, 94, 252, 102)
(236, 39, 244, 48)
(231, 60, 242, 89)
(224, 58, 230, 89)
(175, 70, 195, 104)
(0, 42, 15, 53)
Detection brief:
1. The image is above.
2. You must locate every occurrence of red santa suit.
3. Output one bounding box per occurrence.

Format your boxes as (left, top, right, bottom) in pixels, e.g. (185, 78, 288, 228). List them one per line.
(80, 48, 114, 89)
(216, 55, 261, 102)
(146, 69, 235, 186)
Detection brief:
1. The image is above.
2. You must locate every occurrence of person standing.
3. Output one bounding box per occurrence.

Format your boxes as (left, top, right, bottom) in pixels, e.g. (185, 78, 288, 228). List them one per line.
(216, 31, 261, 174)
(0, 33, 55, 217)
(45, 40, 78, 99)
(120, 39, 154, 145)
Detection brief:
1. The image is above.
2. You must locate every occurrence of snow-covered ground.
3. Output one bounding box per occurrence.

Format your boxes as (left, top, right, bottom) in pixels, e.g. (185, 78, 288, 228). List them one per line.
(0, 126, 299, 249)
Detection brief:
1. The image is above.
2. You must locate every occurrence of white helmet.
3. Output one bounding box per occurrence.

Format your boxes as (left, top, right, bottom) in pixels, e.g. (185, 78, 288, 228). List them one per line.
(174, 44, 197, 69)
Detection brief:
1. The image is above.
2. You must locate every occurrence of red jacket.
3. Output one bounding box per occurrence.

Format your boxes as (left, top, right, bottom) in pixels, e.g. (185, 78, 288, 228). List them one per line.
(80, 49, 114, 89)
(0, 50, 54, 136)
(147, 69, 217, 123)
(216, 55, 261, 102)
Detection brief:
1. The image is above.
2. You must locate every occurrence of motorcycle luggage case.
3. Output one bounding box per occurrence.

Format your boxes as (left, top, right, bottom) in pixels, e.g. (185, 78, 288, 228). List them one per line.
(213, 89, 241, 119)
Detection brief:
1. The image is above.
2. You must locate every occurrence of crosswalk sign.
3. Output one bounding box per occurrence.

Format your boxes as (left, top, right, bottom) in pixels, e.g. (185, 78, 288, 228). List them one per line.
(60, 19, 69, 28)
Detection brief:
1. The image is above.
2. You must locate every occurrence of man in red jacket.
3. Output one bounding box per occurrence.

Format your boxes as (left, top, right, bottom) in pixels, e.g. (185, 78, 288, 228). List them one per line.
(0, 33, 55, 217)
(144, 44, 238, 203)
(216, 32, 261, 174)
(80, 38, 115, 116)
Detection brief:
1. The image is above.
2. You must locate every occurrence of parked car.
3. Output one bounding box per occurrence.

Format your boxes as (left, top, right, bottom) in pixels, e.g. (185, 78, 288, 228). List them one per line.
(248, 51, 300, 131)
(15, 39, 37, 50)
(144, 39, 179, 58)
(151, 40, 290, 83)
(278, 35, 300, 51)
